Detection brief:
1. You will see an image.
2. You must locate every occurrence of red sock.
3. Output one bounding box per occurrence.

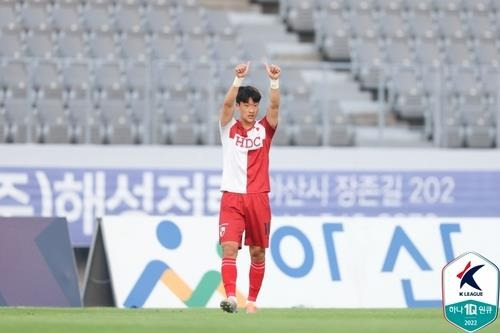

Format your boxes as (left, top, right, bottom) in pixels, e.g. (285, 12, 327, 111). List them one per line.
(248, 261, 265, 302)
(221, 257, 237, 298)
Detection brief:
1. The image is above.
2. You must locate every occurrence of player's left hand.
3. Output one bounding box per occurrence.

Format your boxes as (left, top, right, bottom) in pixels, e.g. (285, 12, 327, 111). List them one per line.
(265, 63, 281, 80)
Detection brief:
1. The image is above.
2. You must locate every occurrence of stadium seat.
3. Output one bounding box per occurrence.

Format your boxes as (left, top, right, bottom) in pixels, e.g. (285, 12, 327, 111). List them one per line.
(280, 67, 308, 96)
(124, 61, 147, 95)
(120, 31, 149, 60)
(459, 94, 491, 126)
(0, 1, 19, 31)
(384, 34, 414, 65)
(465, 9, 494, 40)
(0, 60, 29, 97)
(175, 5, 207, 35)
(473, 35, 499, 67)
(88, 31, 119, 60)
(20, 0, 51, 31)
(160, 90, 197, 123)
(407, 6, 436, 38)
(378, 8, 408, 39)
(114, 0, 144, 33)
(480, 66, 500, 97)
(440, 112, 465, 148)
(1, 59, 31, 143)
(168, 116, 202, 145)
(327, 109, 355, 146)
(211, 34, 245, 63)
(144, 2, 178, 34)
(81, 0, 113, 32)
(272, 116, 292, 146)
(187, 61, 217, 96)
(293, 118, 322, 145)
(92, 62, 123, 94)
(314, 10, 350, 60)
(31, 61, 61, 95)
(205, 9, 235, 36)
(61, 61, 90, 100)
(388, 64, 426, 119)
(51, 0, 82, 32)
(280, 0, 315, 33)
(153, 60, 189, 94)
(414, 34, 443, 67)
(442, 35, 472, 66)
(35, 95, 70, 144)
(149, 32, 183, 60)
(105, 109, 139, 145)
(56, 30, 87, 59)
(350, 36, 384, 89)
(464, 125, 496, 148)
(0, 29, 24, 59)
(25, 29, 56, 59)
(448, 64, 481, 97)
(182, 32, 213, 62)
(347, 6, 379, 39)
(2, 92, 32, 143)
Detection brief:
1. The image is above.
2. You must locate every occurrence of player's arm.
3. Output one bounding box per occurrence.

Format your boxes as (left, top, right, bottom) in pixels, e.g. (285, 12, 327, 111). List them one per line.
(220, 62, 250, 127)
(265, 63, 281, 129)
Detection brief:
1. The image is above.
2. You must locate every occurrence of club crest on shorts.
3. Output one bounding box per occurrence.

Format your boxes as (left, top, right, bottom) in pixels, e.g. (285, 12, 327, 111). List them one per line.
(442, 252, 499, 332)
(219, 224, 227, 238)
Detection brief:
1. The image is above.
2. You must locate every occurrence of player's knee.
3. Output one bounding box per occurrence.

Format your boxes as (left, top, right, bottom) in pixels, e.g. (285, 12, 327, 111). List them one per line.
(250, 247, 265, 262)
(222, 243, 239, 258)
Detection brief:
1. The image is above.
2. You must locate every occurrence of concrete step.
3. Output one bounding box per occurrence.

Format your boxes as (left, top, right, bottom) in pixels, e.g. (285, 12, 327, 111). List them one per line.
(198, 0, 258, 11)
(355, 126, 431, 147)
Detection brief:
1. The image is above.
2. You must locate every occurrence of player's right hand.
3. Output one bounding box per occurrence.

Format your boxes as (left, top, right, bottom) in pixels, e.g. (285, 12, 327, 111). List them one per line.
(235, 61, 250, 78)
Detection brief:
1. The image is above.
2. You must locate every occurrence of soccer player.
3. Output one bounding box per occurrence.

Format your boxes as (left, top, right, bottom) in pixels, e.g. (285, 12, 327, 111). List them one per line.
(218, 61, 281, 314)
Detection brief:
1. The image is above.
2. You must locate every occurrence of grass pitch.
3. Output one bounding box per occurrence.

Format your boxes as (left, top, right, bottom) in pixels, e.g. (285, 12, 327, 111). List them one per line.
(0, 307, 498, 333)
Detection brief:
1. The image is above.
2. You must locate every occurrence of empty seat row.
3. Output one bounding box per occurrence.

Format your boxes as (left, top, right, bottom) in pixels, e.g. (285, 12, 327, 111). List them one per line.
(0, 0, 201, 33)
(0, 28, 253, 62)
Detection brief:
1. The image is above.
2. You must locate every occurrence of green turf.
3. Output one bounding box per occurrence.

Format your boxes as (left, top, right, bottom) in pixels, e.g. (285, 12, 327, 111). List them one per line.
(0, 308, 498, 333)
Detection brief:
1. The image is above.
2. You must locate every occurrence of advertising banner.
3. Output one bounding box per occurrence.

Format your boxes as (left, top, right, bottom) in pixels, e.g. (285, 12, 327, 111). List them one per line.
(1, 167, 500, 246)
(0, 217, 81, 307)
(97, 216, 500, 308)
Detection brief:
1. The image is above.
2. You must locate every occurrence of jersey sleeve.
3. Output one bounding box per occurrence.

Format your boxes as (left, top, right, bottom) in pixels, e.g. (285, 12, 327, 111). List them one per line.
(219, 118, 236, 142)
(260, 116, 276, 139)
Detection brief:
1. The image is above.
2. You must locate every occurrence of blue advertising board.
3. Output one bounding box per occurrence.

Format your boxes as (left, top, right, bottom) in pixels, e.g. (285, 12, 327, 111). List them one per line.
(1, 167, 499, 246)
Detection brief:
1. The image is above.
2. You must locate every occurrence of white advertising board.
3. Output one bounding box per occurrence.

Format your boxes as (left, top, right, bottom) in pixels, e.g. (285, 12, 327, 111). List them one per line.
(99, 216, 500, 308)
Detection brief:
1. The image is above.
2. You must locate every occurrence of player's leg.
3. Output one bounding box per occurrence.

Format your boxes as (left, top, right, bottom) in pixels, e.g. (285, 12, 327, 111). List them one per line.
(219, 192, 244, 313)
(247, 245, 265, 313)
(243, 193, 271, 313)
(219, 241, 239, 313)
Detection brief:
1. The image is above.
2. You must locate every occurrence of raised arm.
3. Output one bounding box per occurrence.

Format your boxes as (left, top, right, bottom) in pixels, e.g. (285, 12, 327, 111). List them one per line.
(265, 63, 281, 129)
(220, 62, 250, 127)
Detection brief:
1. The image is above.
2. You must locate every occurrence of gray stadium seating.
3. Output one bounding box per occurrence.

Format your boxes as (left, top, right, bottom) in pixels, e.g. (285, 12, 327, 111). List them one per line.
(0, 0, 498, 148)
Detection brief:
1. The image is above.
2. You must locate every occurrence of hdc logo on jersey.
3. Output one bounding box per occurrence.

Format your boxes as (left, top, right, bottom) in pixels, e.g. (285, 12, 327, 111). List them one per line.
(234, 134, 263, 149)
(443, 252, 499, 332)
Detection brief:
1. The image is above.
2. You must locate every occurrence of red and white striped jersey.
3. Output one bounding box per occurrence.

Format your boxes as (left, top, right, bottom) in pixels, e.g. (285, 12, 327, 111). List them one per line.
(219, 117, 276, 193)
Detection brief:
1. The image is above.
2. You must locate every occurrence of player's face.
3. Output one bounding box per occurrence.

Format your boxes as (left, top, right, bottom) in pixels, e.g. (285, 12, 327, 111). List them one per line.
(237, 98, 259, 126)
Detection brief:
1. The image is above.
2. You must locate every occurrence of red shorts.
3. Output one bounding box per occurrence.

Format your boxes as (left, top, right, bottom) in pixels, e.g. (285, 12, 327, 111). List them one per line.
(219, 192, 271, 248)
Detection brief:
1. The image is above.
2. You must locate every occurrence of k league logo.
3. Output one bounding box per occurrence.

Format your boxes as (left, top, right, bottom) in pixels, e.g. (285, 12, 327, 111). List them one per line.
(442, 252, 499, 333)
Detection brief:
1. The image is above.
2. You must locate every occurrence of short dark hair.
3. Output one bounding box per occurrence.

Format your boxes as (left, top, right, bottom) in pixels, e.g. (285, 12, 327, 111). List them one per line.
(236, 86, 262, 104)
